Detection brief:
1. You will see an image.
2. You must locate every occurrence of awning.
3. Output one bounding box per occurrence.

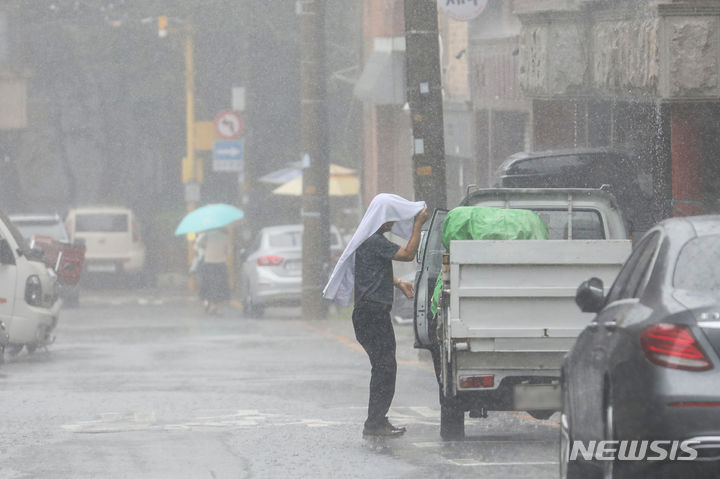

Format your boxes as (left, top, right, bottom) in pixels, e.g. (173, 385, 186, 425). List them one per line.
(353, 37, 406, 105)
(272, 175, 360, 197)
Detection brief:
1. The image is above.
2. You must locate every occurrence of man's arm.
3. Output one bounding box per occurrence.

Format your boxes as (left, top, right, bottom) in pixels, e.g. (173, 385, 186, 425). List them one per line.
(393, 207, 429, 262)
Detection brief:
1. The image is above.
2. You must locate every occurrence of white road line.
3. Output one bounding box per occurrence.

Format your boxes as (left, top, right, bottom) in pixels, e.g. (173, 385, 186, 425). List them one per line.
(413, 440, 554, 448)
(448, 459, 559, 467)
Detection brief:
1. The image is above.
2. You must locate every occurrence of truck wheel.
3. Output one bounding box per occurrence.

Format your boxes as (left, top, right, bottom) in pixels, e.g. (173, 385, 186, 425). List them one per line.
(440, 401, 465, 440)
(528, 410, 554, 420)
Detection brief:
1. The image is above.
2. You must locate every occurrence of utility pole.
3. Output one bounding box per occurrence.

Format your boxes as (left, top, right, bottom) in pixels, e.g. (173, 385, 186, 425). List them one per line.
(158, 14, 200, 292)
(403, 0, 447, 210)
(299, 0, 330, 319)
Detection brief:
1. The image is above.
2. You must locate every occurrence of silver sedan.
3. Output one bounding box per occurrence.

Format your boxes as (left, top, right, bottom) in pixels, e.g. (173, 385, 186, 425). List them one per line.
(239, 224, 343, 317)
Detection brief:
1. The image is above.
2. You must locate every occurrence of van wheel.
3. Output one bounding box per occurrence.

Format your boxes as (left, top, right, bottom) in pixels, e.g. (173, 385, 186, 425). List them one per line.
(440, 399, 465, 440)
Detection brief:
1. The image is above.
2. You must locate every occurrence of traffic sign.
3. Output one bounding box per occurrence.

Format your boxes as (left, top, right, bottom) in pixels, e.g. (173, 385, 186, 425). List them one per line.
(214, 110, 243, 139)
(213, 140, 244, 172)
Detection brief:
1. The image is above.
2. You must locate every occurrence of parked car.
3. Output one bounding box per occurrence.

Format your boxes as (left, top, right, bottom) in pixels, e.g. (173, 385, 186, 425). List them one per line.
(493, 148, 654, 238)
(240, 224, 344, 317)
(9, 213, 84, 306)
(65, 206, 146, 283)
(0, 209, 61, 356)
(561, 215, 720, 479)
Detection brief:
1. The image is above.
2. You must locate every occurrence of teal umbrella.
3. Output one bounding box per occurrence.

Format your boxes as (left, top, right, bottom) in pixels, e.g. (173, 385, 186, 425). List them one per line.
(174, 203, 244, 236)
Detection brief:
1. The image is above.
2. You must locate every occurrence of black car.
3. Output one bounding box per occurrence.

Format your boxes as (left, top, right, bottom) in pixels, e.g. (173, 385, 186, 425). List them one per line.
(494, 148, 654, 237)
(561, 216, 720, 478)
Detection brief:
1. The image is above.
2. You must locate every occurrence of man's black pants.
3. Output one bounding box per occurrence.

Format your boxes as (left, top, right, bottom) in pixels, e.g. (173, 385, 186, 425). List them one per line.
(352, 301, 397, 429)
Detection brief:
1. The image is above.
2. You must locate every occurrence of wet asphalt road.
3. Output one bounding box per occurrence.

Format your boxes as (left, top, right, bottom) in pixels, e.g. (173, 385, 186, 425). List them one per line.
(0, 288, 561, 478)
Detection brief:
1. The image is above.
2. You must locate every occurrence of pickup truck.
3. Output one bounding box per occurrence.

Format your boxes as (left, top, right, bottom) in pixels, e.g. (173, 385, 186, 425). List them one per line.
(413, 188, 633, 439)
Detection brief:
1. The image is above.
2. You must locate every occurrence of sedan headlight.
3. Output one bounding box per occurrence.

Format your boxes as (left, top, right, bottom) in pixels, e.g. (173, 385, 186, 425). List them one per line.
(25, 275, 43, 306)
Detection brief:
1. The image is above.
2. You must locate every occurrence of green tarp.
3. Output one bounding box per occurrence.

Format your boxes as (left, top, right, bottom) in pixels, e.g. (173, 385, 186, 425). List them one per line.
(431, 207, 549, 315)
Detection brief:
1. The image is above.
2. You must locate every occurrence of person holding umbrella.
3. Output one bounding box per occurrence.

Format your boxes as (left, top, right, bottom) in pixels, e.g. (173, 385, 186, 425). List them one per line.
(194, 228, 230, 315)
(174, 203, 244, 315)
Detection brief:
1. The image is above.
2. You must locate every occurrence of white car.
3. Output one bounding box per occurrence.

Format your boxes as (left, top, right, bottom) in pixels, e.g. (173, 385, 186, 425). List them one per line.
(0, 209, 60, 356)
(65, 206, 146, 279)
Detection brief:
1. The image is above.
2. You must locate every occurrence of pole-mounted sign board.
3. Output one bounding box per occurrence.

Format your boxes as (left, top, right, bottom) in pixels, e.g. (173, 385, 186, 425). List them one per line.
(213, 140, 244, 172)
(214, 110, 243, 139)
(437, 0, 488, 21)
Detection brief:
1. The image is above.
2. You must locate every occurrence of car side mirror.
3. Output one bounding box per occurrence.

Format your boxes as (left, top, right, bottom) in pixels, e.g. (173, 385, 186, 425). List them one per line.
(0, 239, 15, 265)
(575, 277, 605, 313)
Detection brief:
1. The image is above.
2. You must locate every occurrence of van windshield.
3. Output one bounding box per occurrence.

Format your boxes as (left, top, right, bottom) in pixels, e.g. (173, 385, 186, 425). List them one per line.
(76, 214, 129, 233)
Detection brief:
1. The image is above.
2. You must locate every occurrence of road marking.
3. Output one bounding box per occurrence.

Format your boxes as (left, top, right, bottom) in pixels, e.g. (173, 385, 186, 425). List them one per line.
(63, 409, 348, 434)
(447, 459, 558, 467)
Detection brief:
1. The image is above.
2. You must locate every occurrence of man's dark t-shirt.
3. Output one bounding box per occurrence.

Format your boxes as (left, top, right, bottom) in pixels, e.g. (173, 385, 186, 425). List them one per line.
(354, 232, 400, 305)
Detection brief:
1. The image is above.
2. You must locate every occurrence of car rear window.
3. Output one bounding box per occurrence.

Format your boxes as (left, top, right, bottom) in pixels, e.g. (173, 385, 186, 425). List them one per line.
(467, 205, 605, 240)
(269, 231, 302, 248)
(533, 209, 605, 240)
(75, 214, 129, 233)
(674, 235, 720, 292)
(267, 229, 342, 249)
(14, 220, 69, 243)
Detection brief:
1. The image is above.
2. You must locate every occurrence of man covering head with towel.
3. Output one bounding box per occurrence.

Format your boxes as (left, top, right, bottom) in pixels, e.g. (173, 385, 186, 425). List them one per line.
(324, 193, 429, 437)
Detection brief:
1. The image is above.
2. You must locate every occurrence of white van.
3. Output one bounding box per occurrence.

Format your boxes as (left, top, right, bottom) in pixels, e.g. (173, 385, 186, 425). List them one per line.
(65, 206, 146, 277)
(0, 209, 61, 355)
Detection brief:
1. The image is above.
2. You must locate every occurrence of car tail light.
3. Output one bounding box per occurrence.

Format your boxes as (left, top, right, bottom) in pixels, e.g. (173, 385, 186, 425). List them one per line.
(257, 255, 284, 266)
(640, 324, 712, 371)
(459, 375, 494, 388)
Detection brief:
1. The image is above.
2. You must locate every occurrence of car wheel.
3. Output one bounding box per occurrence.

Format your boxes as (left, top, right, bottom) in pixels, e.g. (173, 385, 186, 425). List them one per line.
(440, 397, 464, 440)
(561, 376, 601, 479)
(242, 283, 264, 318)
(602, 387, 633, 479)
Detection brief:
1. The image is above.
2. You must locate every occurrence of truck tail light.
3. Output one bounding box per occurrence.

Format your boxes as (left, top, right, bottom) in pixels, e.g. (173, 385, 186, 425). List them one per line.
(640, 324, 712, 371)
(257, 255, 284, 266)
(459, 375, 494, 388)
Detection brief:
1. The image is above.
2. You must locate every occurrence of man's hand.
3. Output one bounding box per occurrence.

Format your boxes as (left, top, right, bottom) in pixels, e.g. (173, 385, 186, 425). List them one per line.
(397, 280, 414, 299)
(415, 207, 429, 225)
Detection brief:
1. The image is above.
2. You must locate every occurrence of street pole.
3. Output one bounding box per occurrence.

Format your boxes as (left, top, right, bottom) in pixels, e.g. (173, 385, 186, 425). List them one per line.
(299, 0, 330, 320)
(403, 0, 447, 210)
(184, 21, 197, 292)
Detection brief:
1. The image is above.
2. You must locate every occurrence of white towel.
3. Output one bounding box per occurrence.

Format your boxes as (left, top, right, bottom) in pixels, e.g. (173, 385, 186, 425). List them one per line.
(323, 193, 426, 306)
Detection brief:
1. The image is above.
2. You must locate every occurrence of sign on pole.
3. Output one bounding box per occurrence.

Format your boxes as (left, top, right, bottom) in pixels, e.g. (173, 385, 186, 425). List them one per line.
(213, 139, 244, 172)
(437, 0, 488, 21)
(214, 110, 243, 139)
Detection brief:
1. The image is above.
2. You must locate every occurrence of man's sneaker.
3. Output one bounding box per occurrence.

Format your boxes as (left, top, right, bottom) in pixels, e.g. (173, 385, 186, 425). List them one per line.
(362, 422, 406, 438)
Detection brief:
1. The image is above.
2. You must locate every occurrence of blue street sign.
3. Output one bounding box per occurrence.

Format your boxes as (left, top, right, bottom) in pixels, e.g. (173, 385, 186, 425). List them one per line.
(213, 140, 244, 172)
